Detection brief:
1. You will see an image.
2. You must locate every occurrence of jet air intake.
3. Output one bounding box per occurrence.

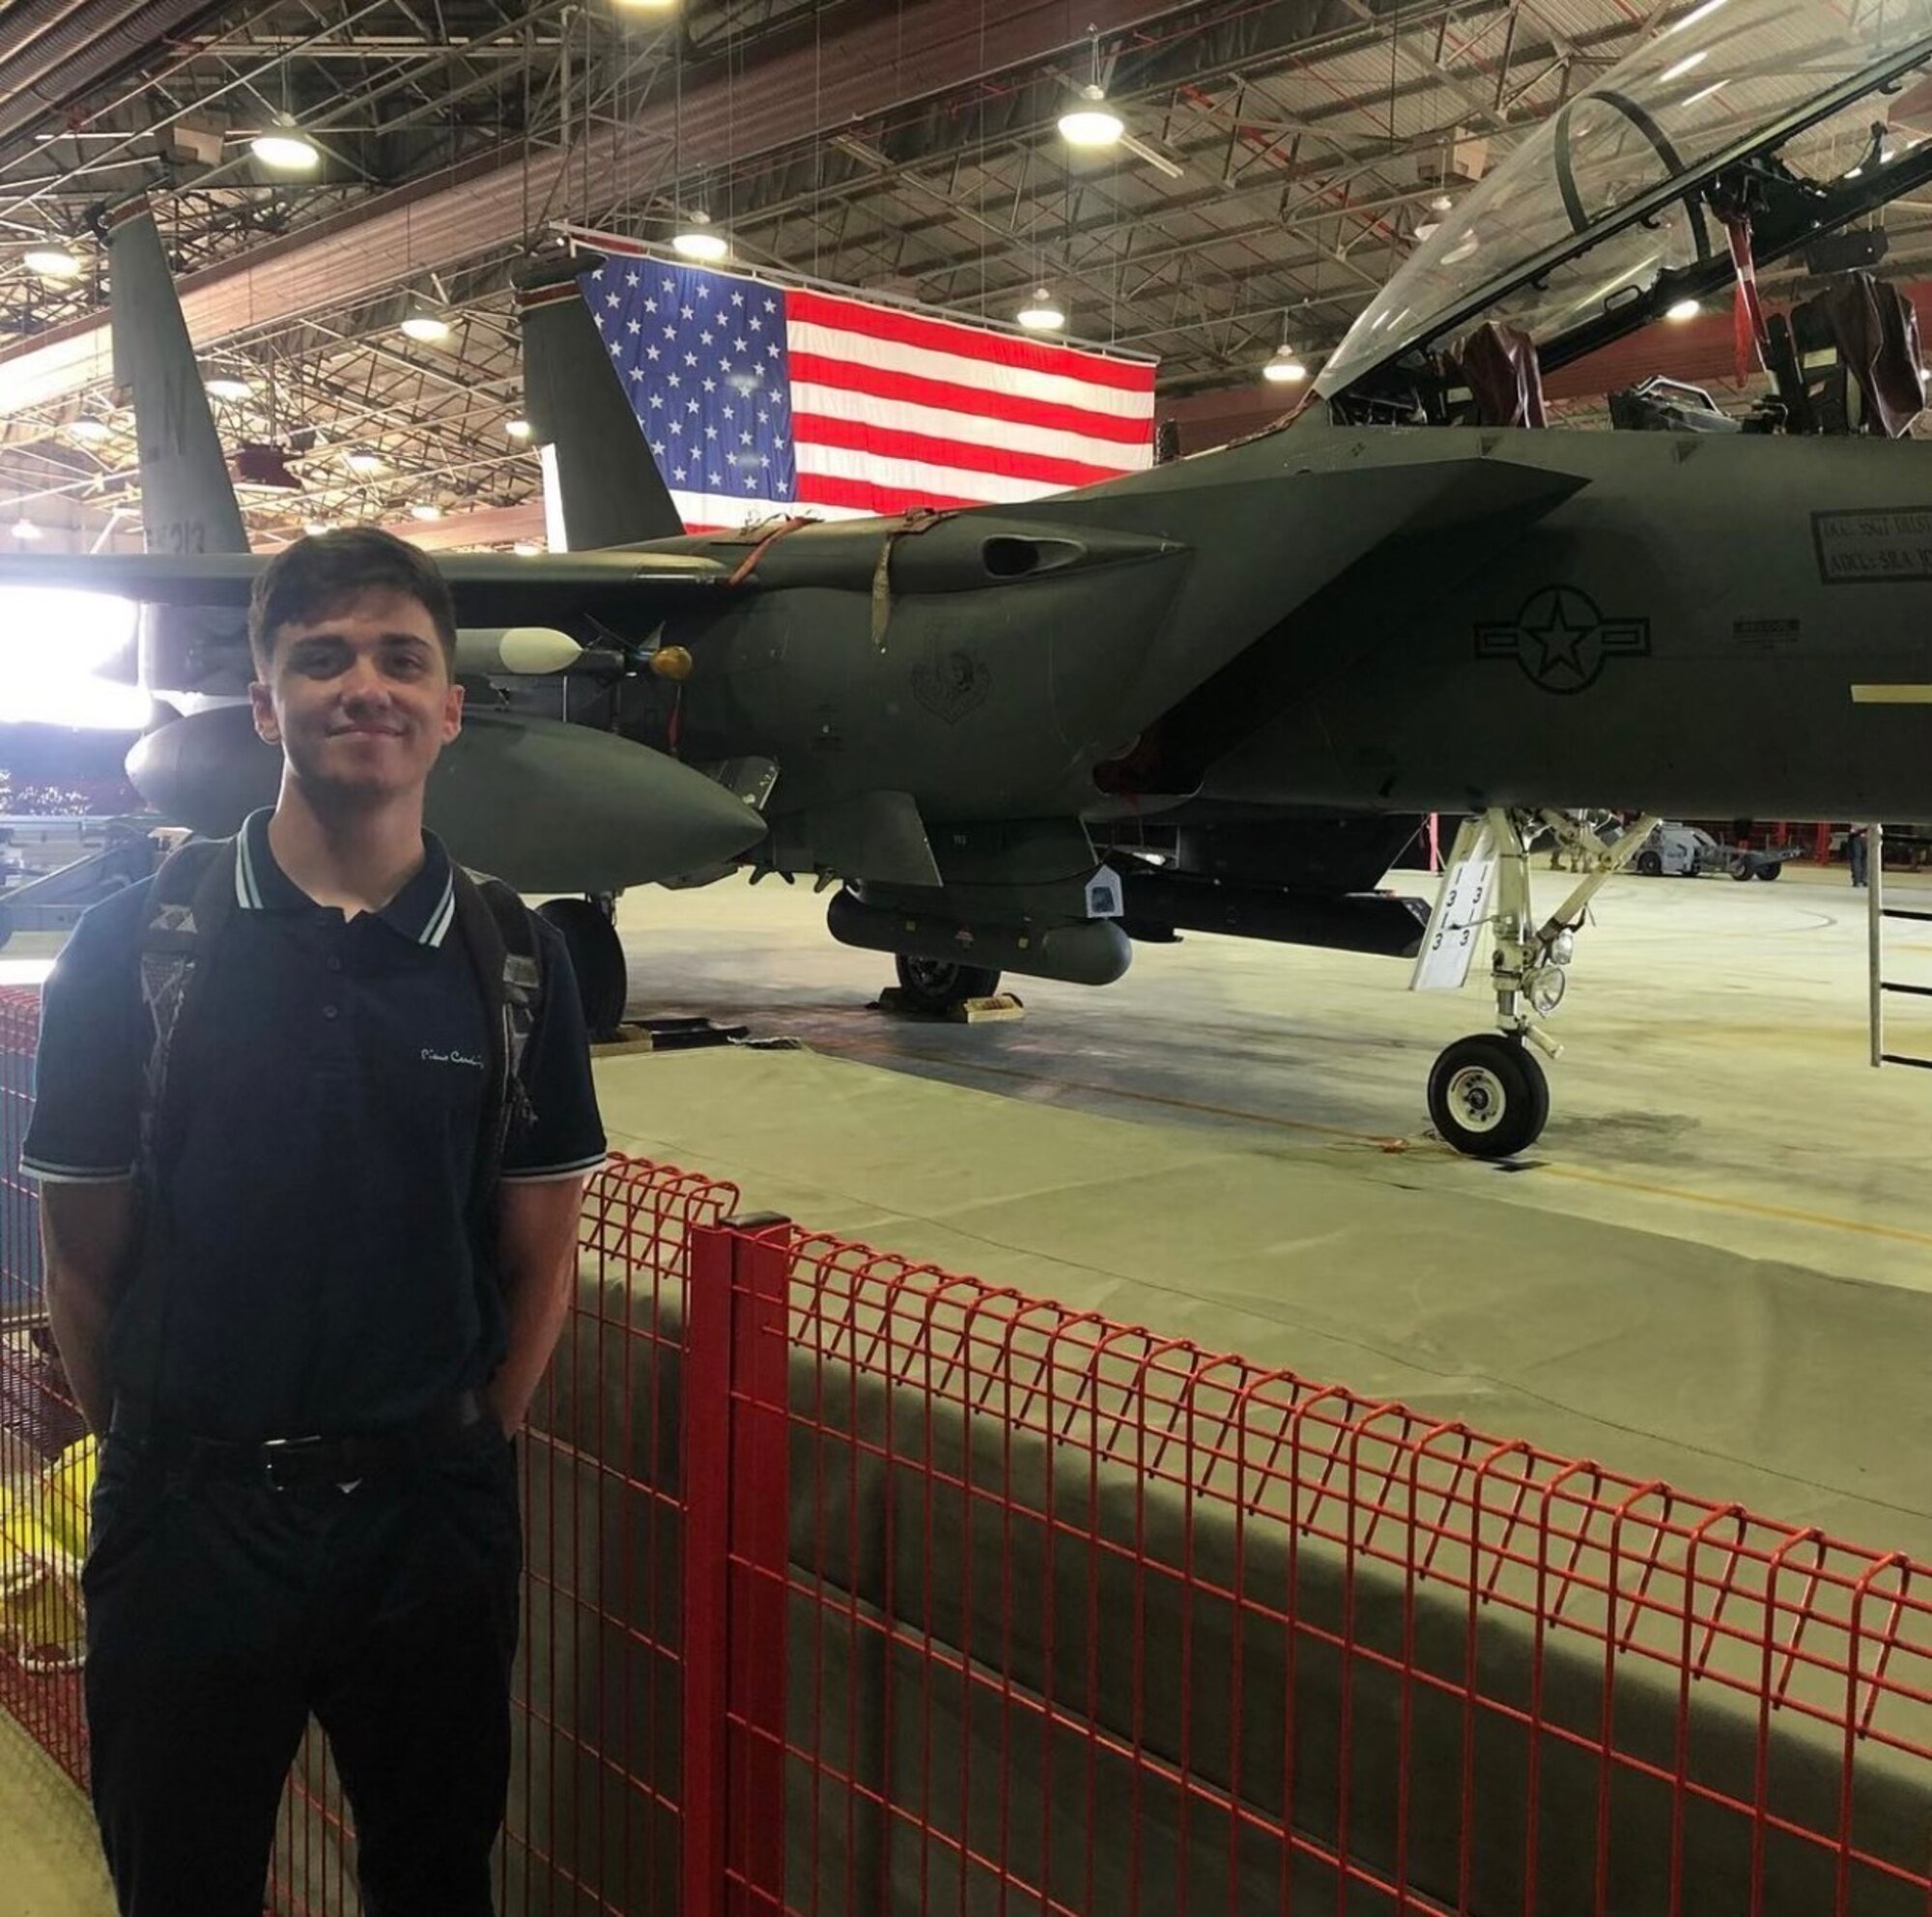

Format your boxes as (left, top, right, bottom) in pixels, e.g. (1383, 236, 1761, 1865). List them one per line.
(826, 889, 1132, 988)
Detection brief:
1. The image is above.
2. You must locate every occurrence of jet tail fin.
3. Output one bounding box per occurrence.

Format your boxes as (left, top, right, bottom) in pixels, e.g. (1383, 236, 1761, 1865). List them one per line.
(100, 199, 249, 558)
(515, 255, 685, 550)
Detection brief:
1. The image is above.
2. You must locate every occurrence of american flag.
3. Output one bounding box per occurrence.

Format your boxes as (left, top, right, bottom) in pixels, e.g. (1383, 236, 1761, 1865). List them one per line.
(581, 251, 1156, 532)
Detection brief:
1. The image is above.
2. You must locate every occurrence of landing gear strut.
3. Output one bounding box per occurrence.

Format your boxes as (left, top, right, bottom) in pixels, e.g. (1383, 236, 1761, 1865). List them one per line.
(893, 954, 1004, 1016)
(537, 894, 628, 1039)
(1418, 809, 1658, 1159)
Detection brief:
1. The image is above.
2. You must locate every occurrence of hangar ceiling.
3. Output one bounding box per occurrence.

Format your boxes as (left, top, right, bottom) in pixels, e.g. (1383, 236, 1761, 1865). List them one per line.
(0, 0, 1920, 548)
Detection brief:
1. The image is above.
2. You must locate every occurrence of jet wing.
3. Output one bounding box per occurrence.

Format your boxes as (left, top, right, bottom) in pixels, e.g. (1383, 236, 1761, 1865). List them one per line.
(0, 548, 731, 623)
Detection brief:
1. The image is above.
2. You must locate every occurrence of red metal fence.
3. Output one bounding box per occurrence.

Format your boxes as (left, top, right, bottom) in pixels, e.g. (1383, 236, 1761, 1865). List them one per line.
(1, 982, 1928, 1914)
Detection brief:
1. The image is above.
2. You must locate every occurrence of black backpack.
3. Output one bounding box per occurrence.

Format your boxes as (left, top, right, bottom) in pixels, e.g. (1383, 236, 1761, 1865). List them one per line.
(134, 836, 542, 1205)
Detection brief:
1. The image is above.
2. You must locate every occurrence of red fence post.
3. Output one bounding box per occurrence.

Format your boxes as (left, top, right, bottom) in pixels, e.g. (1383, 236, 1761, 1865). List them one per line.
(683, 1220, 736, 1917)
(685, 1214, 793, 1917)
(725, 1218, 793, 1917)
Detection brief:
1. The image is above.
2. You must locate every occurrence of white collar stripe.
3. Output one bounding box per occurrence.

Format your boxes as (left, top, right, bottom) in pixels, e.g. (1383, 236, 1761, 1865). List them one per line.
(235, 828, 262, 910)
(421, 879, 456, 948)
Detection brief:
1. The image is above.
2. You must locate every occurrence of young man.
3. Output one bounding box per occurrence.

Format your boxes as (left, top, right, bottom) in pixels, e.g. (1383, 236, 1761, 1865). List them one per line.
(21, 527, 607, 1916)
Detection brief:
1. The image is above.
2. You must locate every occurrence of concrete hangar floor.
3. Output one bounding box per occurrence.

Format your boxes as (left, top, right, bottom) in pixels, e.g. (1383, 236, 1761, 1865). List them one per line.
(594, 857, 1932, 1562)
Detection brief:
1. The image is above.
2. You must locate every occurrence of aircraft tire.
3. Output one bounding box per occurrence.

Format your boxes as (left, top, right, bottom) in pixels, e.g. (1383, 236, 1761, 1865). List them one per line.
(1428, 1035, 1549, 1160)
(894, 955, 1002, 1015)
(1635, 849, 1663, 877)
(538, 897, 629, 1040)
(1730, 858, 1754, 881)
(1756, 865, 1781, 881)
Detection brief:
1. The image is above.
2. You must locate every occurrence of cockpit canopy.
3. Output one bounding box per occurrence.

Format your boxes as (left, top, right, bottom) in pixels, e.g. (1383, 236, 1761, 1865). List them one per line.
(1317, 0, 1932, 402)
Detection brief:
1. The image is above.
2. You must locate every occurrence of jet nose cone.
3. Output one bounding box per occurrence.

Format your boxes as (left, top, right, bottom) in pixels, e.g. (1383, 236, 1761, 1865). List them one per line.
(127, 704, 766, 891)
(424, 712, 766, 890)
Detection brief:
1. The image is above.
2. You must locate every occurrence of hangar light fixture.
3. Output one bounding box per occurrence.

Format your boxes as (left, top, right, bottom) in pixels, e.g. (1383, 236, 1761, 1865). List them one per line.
(505, 417, 533, 441)
(400, 307, 451, 344)
(303, 520, 332, 536)
(1264, 345, 1309, 384)
(671, 214, 730, 263)
(345, 448, 384, 475)
(1060, 86, 1124, 149)
(11, 516, 41, 540)
(204, 376, 254, 401)
(23, 245, 79, 280)
(612, 0, 677, 10)
(512, 540, 542, 556)
(410, 502, 442, 522)
(69, 418, 112, 443)
(1016, 288, 1065, 331)
(1665, 298, 1702, 323)
(251, 129, 320, 172)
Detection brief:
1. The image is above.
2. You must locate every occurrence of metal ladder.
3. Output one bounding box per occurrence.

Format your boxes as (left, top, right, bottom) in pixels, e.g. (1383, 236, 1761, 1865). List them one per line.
(1868, 823, 1932, 1069)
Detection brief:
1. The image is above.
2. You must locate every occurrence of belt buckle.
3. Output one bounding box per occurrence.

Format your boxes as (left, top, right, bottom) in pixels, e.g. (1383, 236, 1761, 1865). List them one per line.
(260, 1434, 327, 1492)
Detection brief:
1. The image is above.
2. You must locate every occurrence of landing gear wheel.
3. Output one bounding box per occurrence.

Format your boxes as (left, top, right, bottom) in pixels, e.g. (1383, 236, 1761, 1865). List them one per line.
(1730, 858, 1754, 881)
(1635, 849, 1663, 877)
(538, 898, 628, 1039)
(1756, 864, 1781, 881)
(894, 955, 1002, 1016)
(1428, 1035, 1551, 1160)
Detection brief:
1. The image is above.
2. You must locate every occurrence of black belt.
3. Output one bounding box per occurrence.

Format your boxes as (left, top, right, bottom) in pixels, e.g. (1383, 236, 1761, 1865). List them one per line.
(109, 1389, 494, 1489)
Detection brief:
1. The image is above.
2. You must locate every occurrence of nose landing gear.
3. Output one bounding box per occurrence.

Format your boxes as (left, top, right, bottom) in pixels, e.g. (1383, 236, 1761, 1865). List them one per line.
(1416, 808, 1659, 1159)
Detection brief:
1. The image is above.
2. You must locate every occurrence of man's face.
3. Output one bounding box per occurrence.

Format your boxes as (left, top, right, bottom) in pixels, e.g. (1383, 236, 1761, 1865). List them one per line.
(251, 587, 463, 804)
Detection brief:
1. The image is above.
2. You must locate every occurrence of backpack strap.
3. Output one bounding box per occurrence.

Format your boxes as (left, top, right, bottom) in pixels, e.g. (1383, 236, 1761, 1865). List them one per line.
(136, 837, 239, 1179)
(449, 866, 545, 1208)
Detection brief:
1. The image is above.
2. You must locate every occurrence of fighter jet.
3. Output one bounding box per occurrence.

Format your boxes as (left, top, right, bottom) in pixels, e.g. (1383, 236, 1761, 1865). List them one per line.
(7, 0, 1932, 1159)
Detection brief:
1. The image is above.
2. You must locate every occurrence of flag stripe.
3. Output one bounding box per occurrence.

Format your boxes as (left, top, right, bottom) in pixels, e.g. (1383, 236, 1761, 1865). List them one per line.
(793, 441, 1094, 508)
(787, 322, 1154, 423)
(788, 286, 1155, 394)
(793, 472, 986, 516)
(786, 356, 1153, 446)
(791, 412, 1125, 493)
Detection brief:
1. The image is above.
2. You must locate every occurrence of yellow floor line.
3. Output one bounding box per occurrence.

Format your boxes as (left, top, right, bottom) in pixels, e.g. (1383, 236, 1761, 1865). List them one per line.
(817, 1037, 1932, 1251)
(1536, 1163, 1932, 1251)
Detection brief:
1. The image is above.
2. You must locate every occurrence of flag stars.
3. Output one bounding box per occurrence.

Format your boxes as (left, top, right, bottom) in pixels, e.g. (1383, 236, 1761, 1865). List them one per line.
(731, 291, 745, 307)
(684, 352, 699, 367)
(749, 316, 763, 333)
(681, 305, 695, 320)
(763, 298, 777, 313)
(705, 425, 719, 441)
(700, 330, 715, 346)
(668, 374, 681, 389)
(734, 337, 749, 353)
(626, 271, 639, 287)
(626, 318, 641, 334)
(608, 340, 622, 358)
(702, 378, 717, 393)
(648, 393, 666, 410)
(646, 345, 661, 361)
(606, 291, 621, 307)
(650, 441, 667, 457)
(644, 299, 658, 314)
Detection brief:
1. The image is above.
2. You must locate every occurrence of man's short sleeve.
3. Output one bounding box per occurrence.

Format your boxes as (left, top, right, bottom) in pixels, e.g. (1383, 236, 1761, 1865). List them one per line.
(20, 887, 147, 1184)
(499, 918, 607, 1183)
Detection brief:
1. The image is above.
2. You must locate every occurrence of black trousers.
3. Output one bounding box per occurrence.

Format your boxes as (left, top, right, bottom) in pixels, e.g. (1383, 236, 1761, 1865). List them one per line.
(81, 1422, 522, 1917)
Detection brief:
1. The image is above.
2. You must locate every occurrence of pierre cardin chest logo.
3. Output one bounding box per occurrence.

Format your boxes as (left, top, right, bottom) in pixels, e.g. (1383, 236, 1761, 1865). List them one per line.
(420, 1047, 485, 1070)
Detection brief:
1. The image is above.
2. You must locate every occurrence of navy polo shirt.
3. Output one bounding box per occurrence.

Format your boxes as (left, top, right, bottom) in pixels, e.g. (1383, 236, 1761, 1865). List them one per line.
(21, 810, 607, 1439)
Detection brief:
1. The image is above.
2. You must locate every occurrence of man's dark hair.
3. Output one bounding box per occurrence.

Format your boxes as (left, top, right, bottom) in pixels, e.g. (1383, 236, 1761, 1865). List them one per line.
(248, 526, 459, 675)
